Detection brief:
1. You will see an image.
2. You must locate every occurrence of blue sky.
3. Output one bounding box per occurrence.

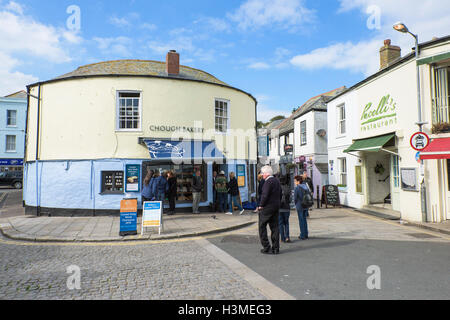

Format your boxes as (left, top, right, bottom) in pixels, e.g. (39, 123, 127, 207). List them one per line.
(1, 0, 449, 121)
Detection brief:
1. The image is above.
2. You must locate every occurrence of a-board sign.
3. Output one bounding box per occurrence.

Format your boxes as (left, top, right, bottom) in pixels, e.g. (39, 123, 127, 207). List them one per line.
(321, 185, 341, 208)
(142, 201, 163, 235)
(120, 198, 138, 236)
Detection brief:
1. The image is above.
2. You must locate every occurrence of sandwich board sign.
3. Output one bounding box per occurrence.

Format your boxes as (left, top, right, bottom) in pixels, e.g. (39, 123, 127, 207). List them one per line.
(120, 198, 138, 236)
(142, 201, 163, 235)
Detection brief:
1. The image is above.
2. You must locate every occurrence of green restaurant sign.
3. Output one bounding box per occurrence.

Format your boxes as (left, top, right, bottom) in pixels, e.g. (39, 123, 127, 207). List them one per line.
(360, 94, 398, 132)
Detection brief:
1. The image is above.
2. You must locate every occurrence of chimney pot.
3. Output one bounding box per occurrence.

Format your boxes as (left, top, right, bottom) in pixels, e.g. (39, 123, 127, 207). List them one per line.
(380, 40, 401, 70)
(166, 50, 180, 76)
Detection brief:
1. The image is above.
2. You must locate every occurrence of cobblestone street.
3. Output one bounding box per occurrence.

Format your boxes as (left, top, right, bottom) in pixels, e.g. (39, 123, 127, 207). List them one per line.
(0, 239, 265, 300)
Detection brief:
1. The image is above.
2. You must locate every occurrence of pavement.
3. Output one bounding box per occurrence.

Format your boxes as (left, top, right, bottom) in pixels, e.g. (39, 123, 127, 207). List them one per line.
(0, 211, 258, 242)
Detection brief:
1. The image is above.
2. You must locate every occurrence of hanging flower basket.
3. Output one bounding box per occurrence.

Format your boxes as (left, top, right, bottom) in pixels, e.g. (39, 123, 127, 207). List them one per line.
(374, 162, 385, 175)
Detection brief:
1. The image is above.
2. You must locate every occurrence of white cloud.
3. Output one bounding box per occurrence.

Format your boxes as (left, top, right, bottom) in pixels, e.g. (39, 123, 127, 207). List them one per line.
(140, 22, 157, 31)
(248, 62, 271, 70)
(194, 17, 231, 33)
(93, 36, 132, 57)
(255, 94, 290, 122)
(290, 0, 450, 77)
(227, 0, 315, 31)
(0, 4, 84, 95)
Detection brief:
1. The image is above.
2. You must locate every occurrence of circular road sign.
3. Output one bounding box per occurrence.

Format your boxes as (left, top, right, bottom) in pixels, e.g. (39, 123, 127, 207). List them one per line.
(410, 132, 430, 151)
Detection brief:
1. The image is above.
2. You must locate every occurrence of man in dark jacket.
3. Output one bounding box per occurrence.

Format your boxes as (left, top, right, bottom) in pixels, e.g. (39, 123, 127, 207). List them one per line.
(167, 171, 177, 215)
(227, 172, 244, 215)
(257, 165, 282, 254)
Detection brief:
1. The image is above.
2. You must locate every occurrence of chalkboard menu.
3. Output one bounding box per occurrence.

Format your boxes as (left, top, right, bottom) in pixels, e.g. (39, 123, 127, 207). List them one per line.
(321, 185, 341, 208)
(101, 171, 124, 194)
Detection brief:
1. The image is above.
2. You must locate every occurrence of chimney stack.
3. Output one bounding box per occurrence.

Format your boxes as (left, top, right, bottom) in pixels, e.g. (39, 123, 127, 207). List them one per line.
(166, 50, 180, 76)
(380, 39, 401, 70)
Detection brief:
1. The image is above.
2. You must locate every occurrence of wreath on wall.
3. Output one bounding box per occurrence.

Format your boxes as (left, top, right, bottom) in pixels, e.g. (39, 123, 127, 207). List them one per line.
(374, 162, 385, 175)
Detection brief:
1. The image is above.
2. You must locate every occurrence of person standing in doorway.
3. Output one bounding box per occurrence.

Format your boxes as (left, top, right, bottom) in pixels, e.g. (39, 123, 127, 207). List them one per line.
(215, 171, 228, 213)
(257, 166, 282, 254)
(167, 171, 177, 215)
(192, 169, 202, 214)
(227, 172, 245, 215)
(279, 175, 291, 243)
(294, 175, 309, 240)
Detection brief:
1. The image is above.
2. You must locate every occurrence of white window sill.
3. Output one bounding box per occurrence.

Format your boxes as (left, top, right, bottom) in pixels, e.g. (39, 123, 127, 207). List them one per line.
(5, 151, 16, 153)
(115, 130, 143, 133)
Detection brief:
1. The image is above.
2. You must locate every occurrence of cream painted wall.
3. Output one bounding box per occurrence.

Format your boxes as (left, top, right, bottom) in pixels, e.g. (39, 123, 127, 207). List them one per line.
(26, 77, 257, 162)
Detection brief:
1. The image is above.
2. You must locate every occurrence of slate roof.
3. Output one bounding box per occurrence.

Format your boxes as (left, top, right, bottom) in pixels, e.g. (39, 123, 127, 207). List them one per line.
(275, 86, 347, 136)
(53, 59, 229, 86)
(3, 90, 27, 99)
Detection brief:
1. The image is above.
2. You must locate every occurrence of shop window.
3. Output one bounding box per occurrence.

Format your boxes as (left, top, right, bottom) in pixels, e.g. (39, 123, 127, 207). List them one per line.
(101, 171, 124, 194)
(432, 66, 450, 126)
(7, 110, 17, 126)
(338, 157, 347, 187)
(142, 163, 207, 202)
(215, 99, 229, 133)
(300, 121, 307, 146)
(337, 104, 346, 135)
(355, 166, 362, 193)
(117, 91, 141, 130)
(5, 135, 16, 152)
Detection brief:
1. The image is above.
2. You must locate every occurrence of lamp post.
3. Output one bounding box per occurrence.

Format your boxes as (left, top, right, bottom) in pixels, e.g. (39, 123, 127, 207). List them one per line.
(393, 22, 428, 222)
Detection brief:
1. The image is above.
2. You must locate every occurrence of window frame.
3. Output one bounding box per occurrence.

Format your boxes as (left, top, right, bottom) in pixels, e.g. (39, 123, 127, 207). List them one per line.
(101, 171, 125, 195)
(7, 110, 17, 127)
(300, 120, 307, 146)
(215, 98, 230, 134)
(355, 165, 363, 193)
(337, 104, 346, 136)
(5, 135, 16, 153)
(338, 157, 347, 187)
(116, 90, 142, 132)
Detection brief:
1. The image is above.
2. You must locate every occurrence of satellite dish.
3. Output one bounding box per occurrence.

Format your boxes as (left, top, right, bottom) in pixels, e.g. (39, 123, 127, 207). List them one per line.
(316, 129, 327, 137)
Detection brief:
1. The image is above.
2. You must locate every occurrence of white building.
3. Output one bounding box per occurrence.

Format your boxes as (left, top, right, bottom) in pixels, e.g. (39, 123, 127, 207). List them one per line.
(327, 37, 450, 223)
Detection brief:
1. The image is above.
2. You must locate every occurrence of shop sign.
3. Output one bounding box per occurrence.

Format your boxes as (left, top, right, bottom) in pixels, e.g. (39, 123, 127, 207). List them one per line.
(284, 144, 294, 153)
(237, 164, 246, 187)
(401, 168, 418, 191)
(149, 125, 204, 133)
(119, 198, 138, 236)
(142, 201, 163, 235)
(125, 164, 140, 192)
(360, 94, 397, 133)
(0, 159, 23, 166)
(410, 132, 430, 151)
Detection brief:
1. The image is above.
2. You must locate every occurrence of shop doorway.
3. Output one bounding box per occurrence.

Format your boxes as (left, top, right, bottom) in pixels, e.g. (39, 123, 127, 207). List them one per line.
(366, 153, 392, 209)
(391, 155, 401, 211)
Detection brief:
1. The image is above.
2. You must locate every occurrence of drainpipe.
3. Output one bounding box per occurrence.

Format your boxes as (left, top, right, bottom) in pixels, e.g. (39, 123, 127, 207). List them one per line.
(36, 84, 41, 216)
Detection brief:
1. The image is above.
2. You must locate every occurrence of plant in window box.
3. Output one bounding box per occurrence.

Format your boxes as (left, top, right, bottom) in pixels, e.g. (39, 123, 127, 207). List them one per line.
(432, 122, 450, 134)
(337, 184, 347, 188)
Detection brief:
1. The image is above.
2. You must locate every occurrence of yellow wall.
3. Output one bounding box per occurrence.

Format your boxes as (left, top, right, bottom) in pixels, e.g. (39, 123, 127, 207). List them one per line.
(26, 77, 257, 162)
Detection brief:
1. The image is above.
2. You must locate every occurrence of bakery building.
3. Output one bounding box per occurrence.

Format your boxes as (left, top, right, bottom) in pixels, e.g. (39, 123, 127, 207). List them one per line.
(24, 51, 257, 216)
(327, 37, 450, 223)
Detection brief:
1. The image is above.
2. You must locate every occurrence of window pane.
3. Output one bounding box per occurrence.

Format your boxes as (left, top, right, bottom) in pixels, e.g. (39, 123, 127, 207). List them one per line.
(355, 166, 362, 193)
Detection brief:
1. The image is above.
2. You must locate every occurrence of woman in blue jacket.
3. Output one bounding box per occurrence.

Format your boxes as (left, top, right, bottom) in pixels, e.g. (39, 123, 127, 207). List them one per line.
(142, 170, 155, 202)
(294, 175, 309, 240)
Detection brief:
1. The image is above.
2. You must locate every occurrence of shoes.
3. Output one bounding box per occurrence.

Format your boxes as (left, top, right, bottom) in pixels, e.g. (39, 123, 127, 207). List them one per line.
(225, 212, 233, 215)
(286, 239, 291, 243)
(260, 248, 272, 255)
(298, 236, 307, 240)
(272, 249, 280, 255)
(240, 209, 245, 215)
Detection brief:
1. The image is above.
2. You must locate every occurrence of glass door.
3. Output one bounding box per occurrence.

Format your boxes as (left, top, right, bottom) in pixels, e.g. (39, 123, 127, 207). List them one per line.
(391, 155, 401, 211)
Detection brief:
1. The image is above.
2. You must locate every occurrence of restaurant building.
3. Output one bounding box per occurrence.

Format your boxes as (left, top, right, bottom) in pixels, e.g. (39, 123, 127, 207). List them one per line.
(24, 51, 258, 216)
(327, 37, 450, 223)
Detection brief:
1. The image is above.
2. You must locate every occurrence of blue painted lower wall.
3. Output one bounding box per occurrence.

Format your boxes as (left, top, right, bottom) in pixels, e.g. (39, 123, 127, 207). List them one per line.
(24, 159, 255, 212)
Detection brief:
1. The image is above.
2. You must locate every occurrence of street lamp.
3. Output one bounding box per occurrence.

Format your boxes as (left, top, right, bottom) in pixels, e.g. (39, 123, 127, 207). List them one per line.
(393, 22, 427, 131)
(393, 22, 428, 222)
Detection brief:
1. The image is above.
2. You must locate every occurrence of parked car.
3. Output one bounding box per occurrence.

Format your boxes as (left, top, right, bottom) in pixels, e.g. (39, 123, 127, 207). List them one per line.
(0, 171, 23, 189)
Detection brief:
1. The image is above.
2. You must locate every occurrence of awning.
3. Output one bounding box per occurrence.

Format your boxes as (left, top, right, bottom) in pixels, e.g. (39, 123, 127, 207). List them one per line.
(419, 138, 450, 160)
(141, 139, 225, 162)
(344, 133, 396, 153)
(417, 51, 450, 66)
